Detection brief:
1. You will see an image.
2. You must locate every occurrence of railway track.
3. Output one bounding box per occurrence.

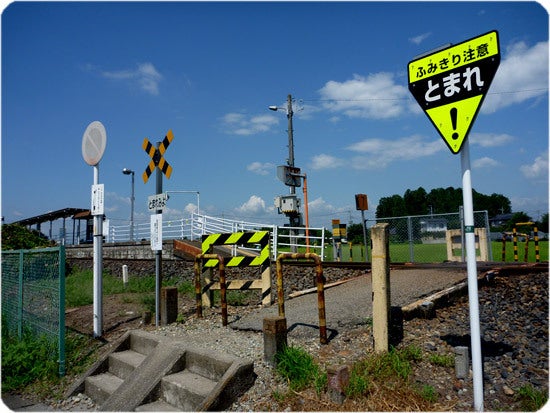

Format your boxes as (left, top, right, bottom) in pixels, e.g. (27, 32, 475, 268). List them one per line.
(278, 258, 548, 273)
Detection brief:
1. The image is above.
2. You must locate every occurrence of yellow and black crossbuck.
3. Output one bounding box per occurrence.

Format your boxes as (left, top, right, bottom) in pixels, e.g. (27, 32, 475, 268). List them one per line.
(142, 130, 173, 183)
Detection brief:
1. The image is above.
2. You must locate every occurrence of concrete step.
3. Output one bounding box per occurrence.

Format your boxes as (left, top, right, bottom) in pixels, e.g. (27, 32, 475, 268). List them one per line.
(67, 330, 255, 411)
(161, 370, 218, 411)
(109, 349, 146, 380)
(129, 332, 159, 356)
(135, 400, 180, 411)
(85, 372, 124, 404)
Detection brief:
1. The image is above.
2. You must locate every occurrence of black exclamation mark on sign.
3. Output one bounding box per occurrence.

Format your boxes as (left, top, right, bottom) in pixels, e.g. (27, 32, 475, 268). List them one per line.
(450, 107, 459, 140)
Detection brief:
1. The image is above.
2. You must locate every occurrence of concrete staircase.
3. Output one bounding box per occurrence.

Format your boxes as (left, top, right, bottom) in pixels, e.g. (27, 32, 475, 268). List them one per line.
(66, 330, 255, 411)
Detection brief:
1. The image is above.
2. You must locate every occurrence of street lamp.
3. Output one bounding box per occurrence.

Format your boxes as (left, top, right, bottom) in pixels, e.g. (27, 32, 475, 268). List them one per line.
(122, 168, 135, 241)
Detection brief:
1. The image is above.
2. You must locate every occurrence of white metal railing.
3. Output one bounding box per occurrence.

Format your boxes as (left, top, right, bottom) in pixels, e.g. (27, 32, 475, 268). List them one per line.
(107, 213, 326, 260)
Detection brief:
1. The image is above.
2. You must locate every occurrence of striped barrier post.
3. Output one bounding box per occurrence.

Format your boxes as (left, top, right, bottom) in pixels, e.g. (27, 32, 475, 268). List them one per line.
(276, 252, 327, 344)
(194, 253, 227, 325)
(513, 228, 518, 262)
(201, 231, 272, 308)
(534, 227, 540, 262)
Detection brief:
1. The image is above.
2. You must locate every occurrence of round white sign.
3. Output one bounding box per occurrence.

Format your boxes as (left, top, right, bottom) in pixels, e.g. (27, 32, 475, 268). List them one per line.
(82, 121, 107, 166)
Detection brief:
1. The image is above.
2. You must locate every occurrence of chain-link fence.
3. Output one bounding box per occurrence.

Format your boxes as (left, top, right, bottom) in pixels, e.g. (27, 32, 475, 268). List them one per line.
(368, 210, 491, 263)
(2, 246, 66, 376)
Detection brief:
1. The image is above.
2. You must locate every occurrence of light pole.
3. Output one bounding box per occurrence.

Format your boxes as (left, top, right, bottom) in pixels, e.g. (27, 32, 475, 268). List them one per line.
(122, 168, 135, 241)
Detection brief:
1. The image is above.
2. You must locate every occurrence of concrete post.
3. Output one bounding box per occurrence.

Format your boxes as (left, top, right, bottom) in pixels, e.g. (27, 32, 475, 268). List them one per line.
(455, 346, 470, 379)
(160, 286, 178, 326)
(371, 223, 390, 353)
(263, 316, 287, 366)
(122, 264, 128, 288)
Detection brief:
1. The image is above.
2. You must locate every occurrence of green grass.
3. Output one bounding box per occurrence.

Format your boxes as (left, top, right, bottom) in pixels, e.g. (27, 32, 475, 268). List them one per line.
(288, 239, 548, 263)
(418, 384, 438, 402)
(1, 325, 97, 396)
(345, 345, 422, 398)
(275, 345, 324, 392)
(429, 353, 454, 368)
(65, 269, 189, 308)
(516, 384, 548, 411)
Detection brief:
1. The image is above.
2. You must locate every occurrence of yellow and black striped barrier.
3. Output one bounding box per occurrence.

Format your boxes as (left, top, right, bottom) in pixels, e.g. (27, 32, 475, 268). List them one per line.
(198, 231, 272, 311)
(201, 230, 270, 268)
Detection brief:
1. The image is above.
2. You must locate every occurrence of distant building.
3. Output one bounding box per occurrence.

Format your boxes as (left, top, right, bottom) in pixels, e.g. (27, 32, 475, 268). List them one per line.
(420, 218, 448, 233)
(489, 213, 513, 227)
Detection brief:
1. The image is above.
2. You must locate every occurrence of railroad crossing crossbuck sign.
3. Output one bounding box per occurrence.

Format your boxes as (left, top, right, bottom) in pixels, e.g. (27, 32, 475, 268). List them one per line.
(408, 31, 500, 154)
(142, 130, 174, 183)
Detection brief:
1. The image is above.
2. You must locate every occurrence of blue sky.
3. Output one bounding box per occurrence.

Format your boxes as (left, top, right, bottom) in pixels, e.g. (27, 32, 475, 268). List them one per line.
(2, 1, 548, 233)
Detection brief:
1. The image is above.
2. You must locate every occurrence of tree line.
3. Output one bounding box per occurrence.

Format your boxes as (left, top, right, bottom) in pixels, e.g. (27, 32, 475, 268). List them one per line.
(375, 186, 511, 219)
(340, 187, 548, 245)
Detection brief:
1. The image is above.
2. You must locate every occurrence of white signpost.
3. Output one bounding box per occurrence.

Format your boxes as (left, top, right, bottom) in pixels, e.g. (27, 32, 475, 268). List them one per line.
(91, 184, 105, 216)
(148, 192, 169, 211)
(82, 121, 107, 338)
(408, 31, 500, 411)
(150, 214, 163, 251)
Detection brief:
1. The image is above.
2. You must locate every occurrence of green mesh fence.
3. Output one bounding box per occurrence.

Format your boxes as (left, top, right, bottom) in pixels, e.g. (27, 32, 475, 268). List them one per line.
(368, 210, 491, 263)
(2, 246, 66, 376)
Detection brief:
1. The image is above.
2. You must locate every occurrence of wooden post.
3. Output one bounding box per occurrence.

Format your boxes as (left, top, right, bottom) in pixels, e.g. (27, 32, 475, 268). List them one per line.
(371, 223, 390, 353)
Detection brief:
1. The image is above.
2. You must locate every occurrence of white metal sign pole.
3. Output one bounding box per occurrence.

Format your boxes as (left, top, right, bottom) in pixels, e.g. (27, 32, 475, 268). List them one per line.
(461, 140, 484, 411)
(82, 120, 107, 339)
(93, 164, 103, 338)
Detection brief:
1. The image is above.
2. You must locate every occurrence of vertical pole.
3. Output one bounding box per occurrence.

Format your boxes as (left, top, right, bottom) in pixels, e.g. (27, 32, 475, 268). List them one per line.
(130, 171, 135, 241)
(534, 226, 540, 262)
(461, 141, 484, 411)
(484, 211, 493, 261)
(155, 142, 163, 327)
(286, 94, 298, 252)
(407, 216, 414, 262)
(58, 246, 66, 377)
(17, 250, 23, 339)
(93, 165, 103, 338)
(513, 227, 518, 262)
(303, 174, 310, 253)
(371, 223, 390, 353)
(361, 210, 369, 263)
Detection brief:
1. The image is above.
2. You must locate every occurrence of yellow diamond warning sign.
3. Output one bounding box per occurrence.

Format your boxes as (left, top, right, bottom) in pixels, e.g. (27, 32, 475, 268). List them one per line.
(408, 31, 500, 154)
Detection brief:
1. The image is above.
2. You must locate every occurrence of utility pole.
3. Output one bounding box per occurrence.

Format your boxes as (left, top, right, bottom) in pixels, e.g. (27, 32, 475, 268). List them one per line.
(270, 94, 301, 252)
(286, 94, 295, 172)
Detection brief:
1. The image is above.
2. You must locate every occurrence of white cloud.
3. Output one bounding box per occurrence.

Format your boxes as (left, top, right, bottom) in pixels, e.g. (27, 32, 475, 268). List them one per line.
(310, 154, 344, 170)
(409, 32, 431, 45)
(473, 156, 499, 168)
(236, 195, 267, 214)
(346, 134, 443, 168)
(469, 132, 514, 147)
(307, 197, 337, 213)
(482, 40, 548, 113)
(221, 113, 279, 135)
(247, 161, 274, 175)
(318, 73, 409, 119)
(184, 203, 198, 214)
(520, 152, 549, 179)
(100, 62, 162, 95)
